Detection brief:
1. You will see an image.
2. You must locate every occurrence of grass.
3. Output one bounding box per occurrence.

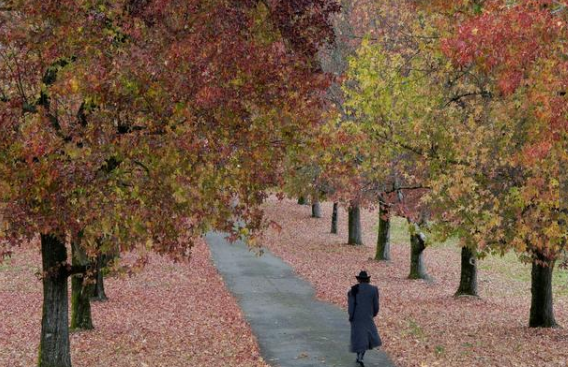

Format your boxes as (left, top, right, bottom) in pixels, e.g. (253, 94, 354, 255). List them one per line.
(386, 216, 568, 296)
(403, 319, 427, 340)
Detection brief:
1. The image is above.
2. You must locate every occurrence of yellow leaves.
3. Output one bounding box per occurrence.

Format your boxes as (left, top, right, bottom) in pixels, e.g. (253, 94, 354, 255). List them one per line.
(173, 189, 188, 205)
(145, 238, 153, 251)
(486, 212, 502, 229)
(69, 77, 80, 93)
(510, 237, 527, 253)
(65, 143, 90, 160)
(250, 0, 279, 45)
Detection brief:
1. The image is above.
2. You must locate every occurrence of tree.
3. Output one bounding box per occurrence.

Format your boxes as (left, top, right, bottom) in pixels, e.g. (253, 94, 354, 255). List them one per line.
(331, 202, 339, 234)
(374, 197, 391, 261)
(311, 196, 323, 218)
(70, 235, 94, 331)
(344, 0, 568, 324)
(348, 202, 363, 245)
(455, 246, 478, 297)
(408, 210, 431, 280)
(0, 1, 339, 366)
(437, 0, 568, 326)
(342, 23, 436, 276)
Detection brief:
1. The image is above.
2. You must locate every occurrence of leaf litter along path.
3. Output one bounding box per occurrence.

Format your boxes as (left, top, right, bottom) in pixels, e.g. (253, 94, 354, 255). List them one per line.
(258, 197, 568, 367)
(0, 239, 268, 367)
(206, 231, 395, 367)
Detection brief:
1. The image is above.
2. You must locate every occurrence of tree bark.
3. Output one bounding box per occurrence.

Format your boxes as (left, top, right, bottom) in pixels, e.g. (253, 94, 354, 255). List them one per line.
(297, 196, 307, 205)
(331, 202, 338, 234)
(311, 201, 322, 218)
(408, 224, 430, 280)
(455, 246, 478, 297)
(374, 202, 391, 261)
(529, 252, 558, 328)
(91, 254, 108, 302)
(348, 204, 363, 245)
(39, 233, 72, 367)
(70, 238, 94, 331)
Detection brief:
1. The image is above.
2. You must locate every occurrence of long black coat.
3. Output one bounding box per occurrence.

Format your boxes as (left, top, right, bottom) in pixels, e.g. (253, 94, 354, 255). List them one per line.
(347, 283, 382, 353)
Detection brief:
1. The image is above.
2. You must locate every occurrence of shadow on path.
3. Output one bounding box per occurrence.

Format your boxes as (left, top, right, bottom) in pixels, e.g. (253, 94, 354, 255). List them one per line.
(206, 232, 396, 367)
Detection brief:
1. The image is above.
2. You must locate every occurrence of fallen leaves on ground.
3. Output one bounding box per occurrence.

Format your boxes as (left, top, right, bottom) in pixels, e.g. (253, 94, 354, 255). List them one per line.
(261, 197, 568, 367)
(0, 239, 268, 367)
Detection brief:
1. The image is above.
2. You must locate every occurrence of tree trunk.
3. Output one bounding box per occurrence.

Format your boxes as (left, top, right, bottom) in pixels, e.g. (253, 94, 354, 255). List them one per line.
(297, 196, 307, 205)
(91, 254, 108, 302)
(311, 201, 322, 218)
(70, 238, 93, 331)
(529, 253, 558, 328)
(39, 234, 72, 367)
(331, 202, 338, 234)
(408, 225, 430, 280)
(374, 202, 391, 261)
(348, 205, 363, 245)
(455, 246, 478, 297)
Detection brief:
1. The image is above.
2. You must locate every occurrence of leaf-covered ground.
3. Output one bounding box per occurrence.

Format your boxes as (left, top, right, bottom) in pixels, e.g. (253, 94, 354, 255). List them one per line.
(0, 239, 268, 367)
(261, 197, 568, 367)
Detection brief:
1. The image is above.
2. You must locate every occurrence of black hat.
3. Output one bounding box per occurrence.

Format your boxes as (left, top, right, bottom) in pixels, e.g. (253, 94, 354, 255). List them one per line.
(355, 270, 370, 280)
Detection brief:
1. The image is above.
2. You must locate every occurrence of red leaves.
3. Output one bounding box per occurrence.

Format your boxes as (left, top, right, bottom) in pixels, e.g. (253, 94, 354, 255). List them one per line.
(442, 2, 560, 95)
(268, 0, 340, 58)
(0, 239, 269, 367)
(261, 197, 568, 367)
(523, 141, 552, 165)
(0, 0, 339, 251)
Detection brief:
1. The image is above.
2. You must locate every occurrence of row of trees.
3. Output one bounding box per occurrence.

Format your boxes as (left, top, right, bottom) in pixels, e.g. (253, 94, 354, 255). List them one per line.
(287, 0, 568, 329)
(2, 2, 567, 367)
(0, 1, 340, 366)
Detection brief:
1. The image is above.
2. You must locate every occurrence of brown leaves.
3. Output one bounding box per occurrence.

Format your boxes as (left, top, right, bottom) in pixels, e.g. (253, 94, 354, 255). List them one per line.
(260, 198, 568, 367)
(0, 239, 269, 366)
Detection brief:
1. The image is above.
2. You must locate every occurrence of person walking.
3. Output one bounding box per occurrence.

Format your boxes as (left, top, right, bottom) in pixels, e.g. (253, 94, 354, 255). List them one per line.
(348, 270, 382, 366)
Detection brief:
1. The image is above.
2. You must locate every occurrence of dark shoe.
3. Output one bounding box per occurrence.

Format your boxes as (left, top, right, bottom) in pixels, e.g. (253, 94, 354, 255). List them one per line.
(357, 361, 365, 367)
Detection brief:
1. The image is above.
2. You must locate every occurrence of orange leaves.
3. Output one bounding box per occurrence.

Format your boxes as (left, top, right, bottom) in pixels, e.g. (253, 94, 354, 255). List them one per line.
(522, 141, 553, 166)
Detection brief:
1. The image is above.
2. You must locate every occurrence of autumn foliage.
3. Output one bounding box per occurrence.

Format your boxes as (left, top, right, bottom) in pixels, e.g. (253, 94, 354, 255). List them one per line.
(3, 0, 568, 366)
(0, 1, 339, 366)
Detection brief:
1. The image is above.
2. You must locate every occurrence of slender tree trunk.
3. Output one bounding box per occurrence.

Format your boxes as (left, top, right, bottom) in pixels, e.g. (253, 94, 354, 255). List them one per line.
(39, 234, 72, 367)
(91, 254, 108, 302)
(311, 201, 322, 218)
(374, 202, 391, 261)
(70, 238, 93, 331)
(455, 246, 478, 297)
(408, 224, 430, 280)
(297, 196, 307, 205)
(348, 205, 363, 245)
(529, 252, 558, 328)
(331, 202, 338, 234)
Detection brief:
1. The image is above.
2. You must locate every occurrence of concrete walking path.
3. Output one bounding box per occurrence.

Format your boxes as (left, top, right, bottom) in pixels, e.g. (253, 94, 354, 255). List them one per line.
(206, 232, 396, 367)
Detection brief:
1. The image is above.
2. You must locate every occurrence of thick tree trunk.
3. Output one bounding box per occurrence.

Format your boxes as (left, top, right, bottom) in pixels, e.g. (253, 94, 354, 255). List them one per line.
(455, 246, 478, 297)
(91, 254, 108, 302)
(374, 202, 391, 261)
(311, 201, 322, 218)
(529, 253, 558, 328)
(331, 202, 338, 234)
(297, 196, 307, 205)
(70, 239, 93, 331)
(39, 234, 72, 367)
(348, 205, 363, 245)
(408, 225, 430, 280)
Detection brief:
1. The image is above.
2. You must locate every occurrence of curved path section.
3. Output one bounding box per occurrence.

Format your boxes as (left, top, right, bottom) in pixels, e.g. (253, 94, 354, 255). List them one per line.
(206, 232, 395, 367)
